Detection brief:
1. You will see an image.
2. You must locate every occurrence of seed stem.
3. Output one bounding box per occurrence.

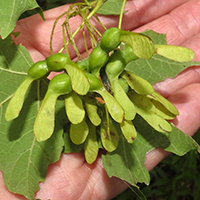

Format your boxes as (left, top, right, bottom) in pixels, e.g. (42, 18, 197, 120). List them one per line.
(118, 0, 127, 29)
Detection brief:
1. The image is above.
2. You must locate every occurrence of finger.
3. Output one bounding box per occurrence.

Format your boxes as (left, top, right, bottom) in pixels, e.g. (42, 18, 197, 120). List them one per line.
(169, 83, 200, 134)
(113, 0, 189, 30)
(134, 0, 200, 46)
(153, 65, 200, 98)
(14, 0, 190, 60)
(34, 152, 128, 200)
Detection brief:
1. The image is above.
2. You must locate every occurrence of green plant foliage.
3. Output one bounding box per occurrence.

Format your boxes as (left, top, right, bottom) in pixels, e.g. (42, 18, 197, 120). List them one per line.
(125, 54, 200, 85)
(142, 30, 167, 44)
(0, 36, 66, 199)
(97, 0, 123, 15)
(0, 82, 65, 199)
(1, 1, 200, 199)
(0, 0, 42, 39)
(102, 115, 199, 187)
(126, 130, 200, 200)
(0, 35, 33, 103)
(63, 129, 84, 153)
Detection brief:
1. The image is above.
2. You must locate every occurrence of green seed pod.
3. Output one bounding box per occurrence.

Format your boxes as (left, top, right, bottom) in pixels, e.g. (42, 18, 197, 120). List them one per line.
(155, 44, 194, 62)
(120, 119, 137, 143)
(100, 27, 122, 53)
(84, 121, 99, 164)
(122, 71, 154, 95)
(48, 73, 72, 94)
(76, 57, 89, 72)
(147, 91, 179, 116)
(46, 53, 70, 72)
(106, 45, 138, 80)
(34, 73, 72, 142)
(28, 60, 49, 79)
(118, 78, 129, 93)
(100, 113, 119, 152)
(89, 44, 109, 76)
(119, 30, 156, 59)
(83, 94, 101, 126)
(5, 60, 49, 121)
(105, 56, 125, 80)
(120, 44, 138, 63)
(5, 76, 34, 121)
(151, 99, 177, 120)
(84, 72, 102, 91)
(129, 91, 172, 133)
(47, 53, 90, 95)
(65, 91, 85, 124)
(70, 119, 89, 145)
(84, 72, 124, 123)
(105, 46, 137, 121)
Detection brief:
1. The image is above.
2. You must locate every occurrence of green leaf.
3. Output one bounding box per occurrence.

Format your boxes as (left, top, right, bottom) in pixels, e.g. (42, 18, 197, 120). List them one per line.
(142, 30, 167, 45)
(0, 81, 65, 199)
(102, 115, 199, 186)
(164, 125, 200, 155)
(0, 37, 65, 198)
(125, 54, 200, 85)
(0, 35, 33, 106)
(102, 132, 150, 186)
(97, 0, 123, 15)
(63, 125, 84, 153)
(0, 0, 42, 39)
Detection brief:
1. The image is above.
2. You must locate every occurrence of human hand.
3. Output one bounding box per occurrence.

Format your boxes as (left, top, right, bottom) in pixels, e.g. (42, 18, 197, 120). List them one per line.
(1, 0, 200, 199)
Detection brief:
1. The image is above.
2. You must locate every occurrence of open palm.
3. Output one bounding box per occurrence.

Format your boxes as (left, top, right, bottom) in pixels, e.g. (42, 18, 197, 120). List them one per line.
(1, 1, 200, 199)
